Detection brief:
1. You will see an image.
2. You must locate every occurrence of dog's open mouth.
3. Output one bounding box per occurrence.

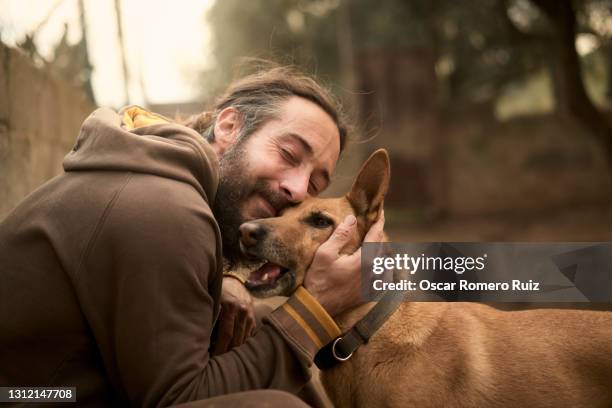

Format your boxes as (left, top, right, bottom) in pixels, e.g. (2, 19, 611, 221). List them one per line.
(245, 261, 290, 291)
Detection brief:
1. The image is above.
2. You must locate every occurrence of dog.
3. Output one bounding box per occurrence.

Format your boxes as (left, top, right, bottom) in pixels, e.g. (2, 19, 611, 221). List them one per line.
(234, 149, 612, 408)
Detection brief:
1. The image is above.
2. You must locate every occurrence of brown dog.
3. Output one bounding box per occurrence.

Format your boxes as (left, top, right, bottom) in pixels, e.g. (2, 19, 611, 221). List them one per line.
(235, 149, 612, 408)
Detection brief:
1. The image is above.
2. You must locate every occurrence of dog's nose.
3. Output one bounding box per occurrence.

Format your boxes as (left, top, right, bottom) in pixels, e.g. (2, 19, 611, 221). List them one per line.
(239, 222, 267, 247)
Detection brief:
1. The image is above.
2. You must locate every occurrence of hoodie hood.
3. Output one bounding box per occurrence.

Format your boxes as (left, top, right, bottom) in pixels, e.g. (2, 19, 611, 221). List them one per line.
(63, 107, 219, 203)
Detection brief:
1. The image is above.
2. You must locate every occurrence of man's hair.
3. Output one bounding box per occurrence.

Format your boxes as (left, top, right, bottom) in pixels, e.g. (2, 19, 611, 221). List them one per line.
(183, 65, 348, 152)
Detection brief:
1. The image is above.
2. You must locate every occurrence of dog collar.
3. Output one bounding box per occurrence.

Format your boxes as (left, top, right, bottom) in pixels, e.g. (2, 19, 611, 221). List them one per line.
(314, 288, 407, 370)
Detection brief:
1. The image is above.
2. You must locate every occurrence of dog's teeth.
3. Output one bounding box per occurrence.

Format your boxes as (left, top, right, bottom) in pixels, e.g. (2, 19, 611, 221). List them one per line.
(263, 273, 269, 281)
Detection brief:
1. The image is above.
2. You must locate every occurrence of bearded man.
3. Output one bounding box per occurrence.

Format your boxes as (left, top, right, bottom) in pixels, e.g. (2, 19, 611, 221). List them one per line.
(0, 66, 384, 407)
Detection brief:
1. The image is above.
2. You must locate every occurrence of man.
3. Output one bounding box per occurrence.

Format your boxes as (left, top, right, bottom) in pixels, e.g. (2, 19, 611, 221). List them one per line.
(0, 66, 384, 407)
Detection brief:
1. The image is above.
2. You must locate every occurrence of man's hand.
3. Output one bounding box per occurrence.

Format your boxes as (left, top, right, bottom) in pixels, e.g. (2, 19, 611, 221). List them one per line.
(212, 277, 256, 355)
(304, 211, 385, 317)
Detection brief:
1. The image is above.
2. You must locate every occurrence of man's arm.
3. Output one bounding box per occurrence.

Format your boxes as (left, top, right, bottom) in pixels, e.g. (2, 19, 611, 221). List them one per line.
(75, 174, 340, 407)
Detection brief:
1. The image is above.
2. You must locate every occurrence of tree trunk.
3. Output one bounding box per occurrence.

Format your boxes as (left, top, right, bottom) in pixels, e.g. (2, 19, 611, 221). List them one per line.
(604, 43, 612, 105)
(531, 0, 612, 163)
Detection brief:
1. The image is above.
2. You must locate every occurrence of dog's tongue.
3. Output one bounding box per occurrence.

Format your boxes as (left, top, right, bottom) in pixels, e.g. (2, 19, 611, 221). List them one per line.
(247, 262, 282, 287)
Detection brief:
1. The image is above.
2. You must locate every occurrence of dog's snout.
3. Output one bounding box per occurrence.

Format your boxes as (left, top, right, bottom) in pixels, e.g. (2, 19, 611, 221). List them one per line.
(239, 222, 268, 247)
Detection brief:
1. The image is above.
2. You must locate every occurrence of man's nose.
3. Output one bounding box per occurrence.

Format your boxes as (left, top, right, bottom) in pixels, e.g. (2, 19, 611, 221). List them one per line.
(279, 171, 310, 203)
(239, 222, 268, 247)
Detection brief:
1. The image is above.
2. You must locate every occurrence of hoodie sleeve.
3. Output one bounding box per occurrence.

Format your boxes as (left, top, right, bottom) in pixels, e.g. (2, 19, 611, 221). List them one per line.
(76, 172, 339, 407)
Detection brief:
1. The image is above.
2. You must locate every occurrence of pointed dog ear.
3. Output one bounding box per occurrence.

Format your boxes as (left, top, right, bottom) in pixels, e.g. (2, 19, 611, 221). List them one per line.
(346, 149, 390, 224)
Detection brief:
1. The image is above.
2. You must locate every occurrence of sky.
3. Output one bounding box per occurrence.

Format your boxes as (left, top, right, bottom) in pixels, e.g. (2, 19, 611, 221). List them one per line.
(0, 0, 214, 107)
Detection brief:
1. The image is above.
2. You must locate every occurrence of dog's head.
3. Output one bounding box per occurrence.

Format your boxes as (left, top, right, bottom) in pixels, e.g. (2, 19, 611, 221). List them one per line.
(236, 149, 390, 297)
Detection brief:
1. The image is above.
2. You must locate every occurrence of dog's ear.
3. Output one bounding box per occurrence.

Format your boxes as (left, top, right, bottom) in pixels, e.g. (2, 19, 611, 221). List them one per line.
(346, 149, 390, 224)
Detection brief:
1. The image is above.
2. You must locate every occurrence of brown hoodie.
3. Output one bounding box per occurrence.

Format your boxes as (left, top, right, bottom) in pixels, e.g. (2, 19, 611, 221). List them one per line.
(0, 108, 341, 407)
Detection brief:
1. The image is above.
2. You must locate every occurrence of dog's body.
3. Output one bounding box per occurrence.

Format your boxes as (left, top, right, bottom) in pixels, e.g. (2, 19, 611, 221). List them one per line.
(327, 302, 612, 407)
(235, 150, 612, 407)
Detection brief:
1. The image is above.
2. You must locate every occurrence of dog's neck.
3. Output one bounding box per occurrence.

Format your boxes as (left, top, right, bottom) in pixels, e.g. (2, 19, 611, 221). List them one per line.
(334, 302, 377, 332)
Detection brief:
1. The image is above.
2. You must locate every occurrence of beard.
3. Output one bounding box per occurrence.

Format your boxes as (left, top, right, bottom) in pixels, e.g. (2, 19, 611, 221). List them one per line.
(212, 140, 290, 266)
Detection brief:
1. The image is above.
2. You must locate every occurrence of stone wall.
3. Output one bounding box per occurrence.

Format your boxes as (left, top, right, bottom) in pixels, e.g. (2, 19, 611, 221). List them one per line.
(0, 44, 95, 219)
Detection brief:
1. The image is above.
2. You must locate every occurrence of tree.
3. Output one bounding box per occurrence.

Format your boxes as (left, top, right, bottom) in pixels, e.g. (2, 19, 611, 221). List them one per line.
(529, 0, 612, 161)
(202, 0, 612, 165)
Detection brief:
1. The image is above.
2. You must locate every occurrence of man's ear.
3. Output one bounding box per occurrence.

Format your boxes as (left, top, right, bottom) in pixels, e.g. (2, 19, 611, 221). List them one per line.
(212, 107, 241, 155)
(346, 149, 390, 224)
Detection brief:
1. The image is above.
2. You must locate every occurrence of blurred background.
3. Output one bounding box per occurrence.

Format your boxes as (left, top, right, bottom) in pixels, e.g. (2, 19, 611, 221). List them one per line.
(1, 0, 612, 242)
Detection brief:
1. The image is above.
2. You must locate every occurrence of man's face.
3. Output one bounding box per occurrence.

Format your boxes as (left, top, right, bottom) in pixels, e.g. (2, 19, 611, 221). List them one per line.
(213, 96, 341, 263)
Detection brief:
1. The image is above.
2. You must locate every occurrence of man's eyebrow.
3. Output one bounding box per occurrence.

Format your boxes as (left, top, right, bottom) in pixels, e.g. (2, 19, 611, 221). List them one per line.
(283, 132, 313, 155)
(282, 132, 331, 187)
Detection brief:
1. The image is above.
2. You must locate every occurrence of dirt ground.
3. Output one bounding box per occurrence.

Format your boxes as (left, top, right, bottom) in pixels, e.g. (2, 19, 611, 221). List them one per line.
(386, 204, 612, 242)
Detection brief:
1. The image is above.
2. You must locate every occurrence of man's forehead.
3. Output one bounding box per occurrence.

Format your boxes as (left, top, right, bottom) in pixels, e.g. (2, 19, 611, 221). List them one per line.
(276, 97, 341, 174)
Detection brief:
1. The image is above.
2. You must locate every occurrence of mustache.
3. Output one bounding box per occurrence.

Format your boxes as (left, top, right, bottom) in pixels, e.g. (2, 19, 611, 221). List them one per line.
(256, 182, 292, 215)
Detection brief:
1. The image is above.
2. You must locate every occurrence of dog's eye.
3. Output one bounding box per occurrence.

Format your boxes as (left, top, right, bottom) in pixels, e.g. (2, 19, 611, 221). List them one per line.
(305, 213, 334, 229)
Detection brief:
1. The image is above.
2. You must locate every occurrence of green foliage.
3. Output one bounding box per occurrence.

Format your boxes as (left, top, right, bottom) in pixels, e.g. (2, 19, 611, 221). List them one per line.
(203, 0, 612, 109)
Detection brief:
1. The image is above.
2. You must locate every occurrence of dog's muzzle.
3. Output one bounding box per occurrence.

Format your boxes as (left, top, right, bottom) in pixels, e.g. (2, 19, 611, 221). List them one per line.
(239, 222, 268, 249)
